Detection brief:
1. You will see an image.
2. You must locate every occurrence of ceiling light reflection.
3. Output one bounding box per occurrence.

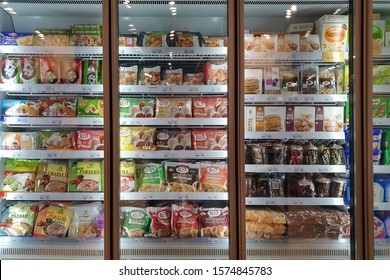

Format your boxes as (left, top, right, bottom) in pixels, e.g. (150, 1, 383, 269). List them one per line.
(291, 5, 297, 12)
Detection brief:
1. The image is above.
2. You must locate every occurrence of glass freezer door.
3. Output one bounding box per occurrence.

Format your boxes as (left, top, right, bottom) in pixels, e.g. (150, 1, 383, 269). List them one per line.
(0, 1, 106, 259)
(243, 1, 353, 259)
(115, 1, 234, 259)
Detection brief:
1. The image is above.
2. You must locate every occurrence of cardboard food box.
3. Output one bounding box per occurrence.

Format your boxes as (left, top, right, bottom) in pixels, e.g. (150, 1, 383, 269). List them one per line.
(373, 20, 386, 54)
(286, 106, 294, 131)
(299, 34, 321, 52)
(263, 107, 285, 132)
(323, 106, 344, 132)
(260, 34, 277, 52)
(244, 34, 254, 52)
(315, 106, 324, 132)
(314, 15, 348, 52)
(245, 107, 256, 132)
(191, 129, 227, 150)
(373, 97, 388, 118)
(77, 98, 104, 118)
(33, 29, 69, 46)
(301, 65, 319, 94)
(280, 66, 299, 94)
(319, 66, 336, 94)
(0, 32, 34, 46)
(294, 106, 315, 132)
(265, 67, 280, 94)
(283, 34, 300, 52)
(2, 99, 39, 116)
(120, 127, 156, 151)
(244, 69, 263, 94)
(204, 62, 227, 85)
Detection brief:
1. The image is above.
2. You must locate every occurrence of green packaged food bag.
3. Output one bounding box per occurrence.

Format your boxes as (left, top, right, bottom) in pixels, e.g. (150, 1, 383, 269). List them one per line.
(68, 161, 102, 192)
(2, 159, 40, 192)
(136, 163, 166, 192)
(121, 207, 151, 237)
(373, 97, 388, 118)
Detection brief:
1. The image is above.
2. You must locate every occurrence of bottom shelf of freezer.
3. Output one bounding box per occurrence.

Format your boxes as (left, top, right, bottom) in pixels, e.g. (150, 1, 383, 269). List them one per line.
(375, 240, 390, 260)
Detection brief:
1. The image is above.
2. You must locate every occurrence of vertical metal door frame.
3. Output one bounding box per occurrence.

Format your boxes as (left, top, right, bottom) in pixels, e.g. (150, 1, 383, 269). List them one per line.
(103, 0, 121, 260)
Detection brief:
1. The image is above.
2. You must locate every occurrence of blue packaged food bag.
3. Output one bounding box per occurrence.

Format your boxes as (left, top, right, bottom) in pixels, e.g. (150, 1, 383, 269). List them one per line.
(373, 129, 383, 150)
(343, 178, 350, 206)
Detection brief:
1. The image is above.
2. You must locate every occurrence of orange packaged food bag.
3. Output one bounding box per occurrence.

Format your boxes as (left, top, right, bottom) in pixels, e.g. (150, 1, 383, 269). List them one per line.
(199, 162, 228, 192)
(33, 203, 73, 237)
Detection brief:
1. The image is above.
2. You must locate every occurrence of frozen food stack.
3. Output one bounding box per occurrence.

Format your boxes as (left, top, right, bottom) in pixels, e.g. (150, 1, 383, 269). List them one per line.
(314, 15, 349, 53)
(245, 208, 286, 238)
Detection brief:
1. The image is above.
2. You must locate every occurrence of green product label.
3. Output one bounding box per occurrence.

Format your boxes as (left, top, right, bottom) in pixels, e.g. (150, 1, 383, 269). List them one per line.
(121, 207, 151, 237)
(373, 25, 384, 40)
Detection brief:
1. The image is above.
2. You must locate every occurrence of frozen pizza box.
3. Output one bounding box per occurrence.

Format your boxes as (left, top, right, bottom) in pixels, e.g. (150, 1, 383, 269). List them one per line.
(244, 69, 263, 94)
(294, 106, 315, 132)
(263, 107, 286, 132)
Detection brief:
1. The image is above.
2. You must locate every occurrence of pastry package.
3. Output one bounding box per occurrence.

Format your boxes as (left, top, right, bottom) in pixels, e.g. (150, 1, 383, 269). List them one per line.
(57, 99, 77, 117)
(1, 159, 40, 192)
(120, 127, 156, 151)
(323, 106, 344, 132)
(264, 67, 280, 94)
(139, 31, 172, 47)
(319, 66, 337, 94)
(69, 24, 102, 46)
(0, 202, 37, 236)
(192, 96, 227, 118)
(294, 106, 315, 132)
(40, 57, 60, 84)
(2, 99, 39, 116)
(283, 34, 299, 52)
(38, 131, 74, 150)
(2, 132, 36, 150)
(191, 129, 227, 150)
(1, 58, 20, 84)
(121, 207, 151, 237)
(299, 34, 321, 52)
(203, 36, 227, 47)
(33, 203, 73, 238)
(199, 162, 228, 192)
(244, 33, 254, 51)
(83, 59, 102, 85)
(183, 72, 204, 85)
(77, 98, 104, 117)
(136, 163, 166, 192)
(119, 97, 155, 118)
(35, 161, 68, 192)
(145, 206, 171, 238)
(264, 107, 286, 132)
(280, 66, 299, 94)
(119, 64, 138, 85)
(0, 32, 34, 46)
(296, 177, 315, 197)
(244, 69, 263, 94)
(156, 97, 192, 118)
(60, 59, 82, 84)
(33, 29, 69, 46)
(119, 34, 138, 47)
(120, 159, 136, 192)
(155, 128, 191, 150)
(373, 97, 388, 118)
(174, 31, 203, 47)
(245, 207, 286, 238)
(204, 62, 227, 85)
(20, 57, 40, 84)
(68, 161, 102, 192)
(171, 204, 199, 238)
(199, 207, 229, 238)
(140, 66, 161, 85)
(301, 65, 319, 94)
(162, 68, 183, 85)
(76, 129, 104, 150)
(38, 99, 60, 116)
(165, 161, 199, 192)
(68, 202, 102, 238)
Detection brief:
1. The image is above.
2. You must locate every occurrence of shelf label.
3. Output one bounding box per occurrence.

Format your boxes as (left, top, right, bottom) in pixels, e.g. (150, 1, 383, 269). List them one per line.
(293, 167, 304, 173)
(260, 134, 273, 139)
(15, 117, 28, 124)
(82, 194, 93, 200)
(133, 238, 145, 243)
(50, 119, 61, 125)
(46, 152, 57, 158)
(39, 238, 51, 244)
(152, 49, 162, 54)
(195, 152, 206, 158)
(10, 237, 23, 243)
(375, 239, 386, 245)
(374, 205, 379, 211)
(254, 238, 264, 243)
(293, 200, 304, 205)
(7, 194, 24, 200)
(267, 167, 278, 173)
(303, 96, 315, 102)
(162, 238, 173, 243)
(246, 199, 252, 205)
(89, 152, 101, 158)
(167, 120, 178, 125)
(207, 238, 219, 244)
(322, 52, 345, 62)
(178, 194, 188, 200)
(184, 49, 195, 54)
(75, 238, 86, 244)
(207, 194, 219, 200)
(265, 200, 275, 205)
(39, 194, 50, 200)
(162, 152, 171, 158)
(292, 134, 304, 139)
(11, 152, 22, 158)
(92, 119, 102, 125)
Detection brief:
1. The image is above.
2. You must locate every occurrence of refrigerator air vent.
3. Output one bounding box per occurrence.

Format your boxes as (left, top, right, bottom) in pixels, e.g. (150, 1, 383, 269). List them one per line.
(375, 248, 390, 258)
(244, 0, 349, 4)
(121, 248, 229, 259)
(2, 0, 102, 3)
(247, 248, 350, 259)
(0, 247, 103, 259)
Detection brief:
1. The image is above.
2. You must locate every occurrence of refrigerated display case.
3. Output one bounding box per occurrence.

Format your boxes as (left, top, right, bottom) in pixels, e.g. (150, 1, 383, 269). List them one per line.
(371, 1, 390, 260)
(0, 1, 108, 259)
(241, 1, 362, 259)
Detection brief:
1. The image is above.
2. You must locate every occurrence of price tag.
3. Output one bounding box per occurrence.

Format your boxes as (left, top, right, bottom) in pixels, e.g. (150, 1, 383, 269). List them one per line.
(246, 199, 252, 205)
(261, 134, 273, 139)
(293, 167, 304, 173)
(12, 152, 22, 158)
(8, 193, 23, 200)
(43, 86, 51, 93)
(207, 195, 218, 200)
(184, 49, 194, 54)
(162, 87, 172, 92)
(162, 152, 171, 158)
(134, 238, 145, 243)
(47, 152, 57, 158)
(10, 237, 23, 243)
(39, 238, 51, 243)
(50, 119, 61, 125)
(293, 200, 303, 205)
(39, 194, 50, 200)
(75, 238, 86, 243)
(254, 238, 264, 243)
(152, 49, 162, 54)
(207, 238, 219, 244)
(90, 152, 101, 158)
(162, 238, 173, 243)
(375, 239, 386, 245)
(168, 120, 178, 125)
(245, 96, 254, 102)
(92, 119, 102, 125)
(265, 200, 275, 205)
(267, 167, 278, 173)
(82, 194, 93, 200)
(16, 117, 28, 124)
(195, 152, 205, 158)
(292, 134, 303, 139)
(178, 194, 188, 200)
(266, 96, 277, 102)
(303, 96, 315, 102)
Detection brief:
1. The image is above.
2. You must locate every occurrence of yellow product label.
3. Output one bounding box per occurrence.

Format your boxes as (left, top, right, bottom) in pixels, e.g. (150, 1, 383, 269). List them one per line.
(324, 26, 346, 43)
(120, 127, 156, 151)
(322, 52, 345, 62)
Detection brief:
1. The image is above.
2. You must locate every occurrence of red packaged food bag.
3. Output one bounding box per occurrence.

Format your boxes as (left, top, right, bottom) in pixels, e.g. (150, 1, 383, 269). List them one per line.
(192, 96, 227, 118)
(199, 207, 229, 238)
(171, 204, 198, 238)
(60, 59, 82, 84)
(145, 206, 171, 238)
(191, 129, 227, 150)
(40, 57, 60, 84)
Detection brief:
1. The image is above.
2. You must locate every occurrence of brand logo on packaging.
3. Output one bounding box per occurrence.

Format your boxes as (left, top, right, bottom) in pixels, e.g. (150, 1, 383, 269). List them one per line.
(144, 167, 156, 174)
(120, 129, 130, 137)
(176, 166, 189, 173)
(180, 210, 192, 218)
(194, 101, 206, 108)
(158, 210, 170, 219)
(157, 132, 169, 140)
(208, 210, 221, 217)
(79, 133, 91, 140)
(195, 134, 207, 141)
(119, 100, 130, 108)
(207, 167, 220, 174)
(131, 211, 144, 219)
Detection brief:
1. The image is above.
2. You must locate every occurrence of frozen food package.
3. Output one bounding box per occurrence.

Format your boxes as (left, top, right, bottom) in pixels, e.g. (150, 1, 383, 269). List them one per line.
(263, 107, 286, 132)
(245, 207, 286, 238)
(2, 99, 39, 116)
(191, 129, 227, 150)
(2, 132, 36, 150)
(203, 36, 227, 47)
(287, 145, 303, 165)
(119, 97, 155, 118)
(119, 34, 138, 47)
(264, 67, 280, 94)
(303, 143, 318, 165)
(139, 31, 172, 47)
(121, 207, 151, 237)
(280, 66, 299, 94)
(119, 64, 138, 85)
(145, 206, 171, 238)
(68, 202, 102, 238)
(35, 161, 68, 192)
(155, 128, 191, 150)
(171, 204, 199, 238)
(283, 34, 299, 52)
(329, 177, 346, 198)
(120, 159, 135, 192)
(77, 98, 104, 117)
(38, 131, 74, 150)
(314, 15, 348, 52)
(33, 203, 73, 237)
(199, 207, 229, 238)
(244, 69, 263, 94)
(373, 181, 385, 202)
(183, 72, 204, 85)
(260, 34, 277, 52)
(299, 34, 321, 52)
(60, 59, 82, 84)
(40, 57, 60, 84)
(69, 28, 102, 47)
(20, 57, 40, 84)
(294, 106, 315, 132)
(1, 159, 40, 192)
(156, 97, 192, 118)
(272, 143, 287, 165)
(373, 149, 382, 165)
(314, 177, 331, 197)
(33, 29, 69, 46)
(76, 129, 104, 150)
(136, 163, 166, 192)
(319, 66, 336, 94)
(1, 58, 20, 84)
(373, 97, 388, 118)
(0, 202, 36, 237)
(165, 161, 199, 192)
(175, 31, 203, 47)
(96, 209, 104, 238)
(120, 127, 156, 151)
(374, 216, 386, 239)
(57, 98, 77, 117)
(140, 66, 161, 85)
(317, 144, 331, 165)
(244, 33, 254, 51)
(329, 144, 344, 165)
(323, 106, 344, 132)
(301, 65, 319, 94)
(83, 59, 102, 84)
(163, 68, 183, 85)
(68, 161, 102, 192)
(296, 177, 315, 197)
(192, 96, 227, 118)
(38, 99, 60, 116)
(269, 175, 285, 197)
(0, 32, 34, 46)
(204, 62, 227, 85)
(199, 162, 228, 192)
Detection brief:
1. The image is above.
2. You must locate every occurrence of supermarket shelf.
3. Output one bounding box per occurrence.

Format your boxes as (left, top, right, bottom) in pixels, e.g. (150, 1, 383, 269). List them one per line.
(120, 150, 227, 159)
(245, 131, 345, 140)
(245, 197, 345, 206)
(373, 118, 390, 126)
(244, 51, 348, 63)
(120, 192, 228, 201)
(374, 165, 390, 174)
(120, 117, 227, 126)
(0, 150, 103, 159)
(120, 85, 227, 94)
(245, 164, 346, 173)
(245, 94, 348, 103)
(2, 117, 103, 127)
(374, 203, 390, 211)
(4, 192, 104, 201)
(0, 46, 103, 57)
(0, 84, 103, 95)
